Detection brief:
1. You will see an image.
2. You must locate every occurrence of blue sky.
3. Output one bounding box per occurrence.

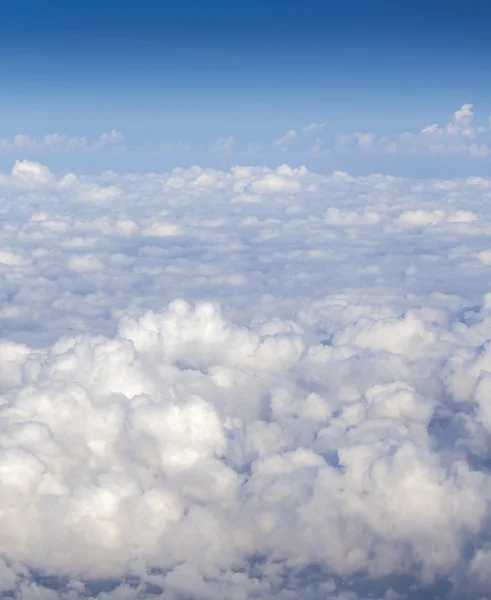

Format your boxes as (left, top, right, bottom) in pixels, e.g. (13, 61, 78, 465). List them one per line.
(1, 0, 491, 174)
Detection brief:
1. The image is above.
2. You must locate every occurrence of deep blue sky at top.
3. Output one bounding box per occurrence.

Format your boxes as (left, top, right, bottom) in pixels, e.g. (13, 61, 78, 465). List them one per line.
(1, 0, 491, 172)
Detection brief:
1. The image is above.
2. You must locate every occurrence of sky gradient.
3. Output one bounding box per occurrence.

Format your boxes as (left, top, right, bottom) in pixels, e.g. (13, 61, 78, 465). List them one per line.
(1, 0, 491, 175)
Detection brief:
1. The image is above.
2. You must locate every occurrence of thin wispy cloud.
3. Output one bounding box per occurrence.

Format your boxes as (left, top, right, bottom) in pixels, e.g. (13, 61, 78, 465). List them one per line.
(0, 130, 124, 153)
(3, 106, 491, 170)
(303, 122, 326, 133)
(211, 136, 237, 154)
(273, 128, 297, 149)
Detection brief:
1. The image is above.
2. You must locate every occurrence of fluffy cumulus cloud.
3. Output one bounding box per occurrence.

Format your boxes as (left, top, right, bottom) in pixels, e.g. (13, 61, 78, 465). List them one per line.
(3, 161, 491, 599)
(421, 103, 476, 137)
(258, 104, 491, 162)
(335, 105, 491, 159)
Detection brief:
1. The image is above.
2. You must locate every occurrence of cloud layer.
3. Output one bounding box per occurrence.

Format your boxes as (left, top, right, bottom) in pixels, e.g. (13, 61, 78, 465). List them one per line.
(3, 105, 491, 173)
(1, 162, 491, 599)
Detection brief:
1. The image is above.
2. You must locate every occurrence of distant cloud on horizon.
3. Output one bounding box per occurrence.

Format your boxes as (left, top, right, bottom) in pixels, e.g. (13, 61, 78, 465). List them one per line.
(2, 106, 490, 176)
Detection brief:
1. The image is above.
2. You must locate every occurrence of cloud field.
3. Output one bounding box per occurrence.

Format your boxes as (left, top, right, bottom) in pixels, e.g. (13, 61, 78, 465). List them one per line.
(2, 161, 491, 599)
(2, 105, 491, 169)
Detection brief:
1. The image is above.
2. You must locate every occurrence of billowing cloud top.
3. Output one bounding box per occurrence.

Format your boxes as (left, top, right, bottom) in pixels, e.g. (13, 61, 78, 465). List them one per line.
(1, 161, 491, 599)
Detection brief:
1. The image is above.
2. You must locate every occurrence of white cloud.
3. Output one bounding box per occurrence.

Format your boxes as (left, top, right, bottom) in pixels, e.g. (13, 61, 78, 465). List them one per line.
(389, 104, 491, 157)
(1, 161, 491, 599)
(396, 209, 445, 227)
(454, 103, 474, 127)
(93, 129, 125, 149)
(0, 249, 30, 266)
(338, 131, 376, 151)
(303, 122, 325, 133)
(356, 132, 375, 149)
(421, 104, 476, 137)
(274, 128, 297, 149)
(141, 221, 183, 237)
(67, 254, 105, 271)
(10, 159, 54, 187)
(249, 172, 302, 194)
(211, 136, 237, 154)
(298, 104, 491, 161)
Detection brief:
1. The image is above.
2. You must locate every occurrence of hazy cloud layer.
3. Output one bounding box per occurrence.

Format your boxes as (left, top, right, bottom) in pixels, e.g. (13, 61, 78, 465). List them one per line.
(5, 105, 491, 171)
(204, 104, 491, 162)
(2, 161, 491, 599)
(0, 132, 125, 154)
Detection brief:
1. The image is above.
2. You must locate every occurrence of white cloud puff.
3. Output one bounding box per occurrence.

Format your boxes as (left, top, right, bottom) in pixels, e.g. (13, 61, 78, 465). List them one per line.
(273, 129, 297, 149)
(330, 104, 491, 160)
(10, 159, 54, 187)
